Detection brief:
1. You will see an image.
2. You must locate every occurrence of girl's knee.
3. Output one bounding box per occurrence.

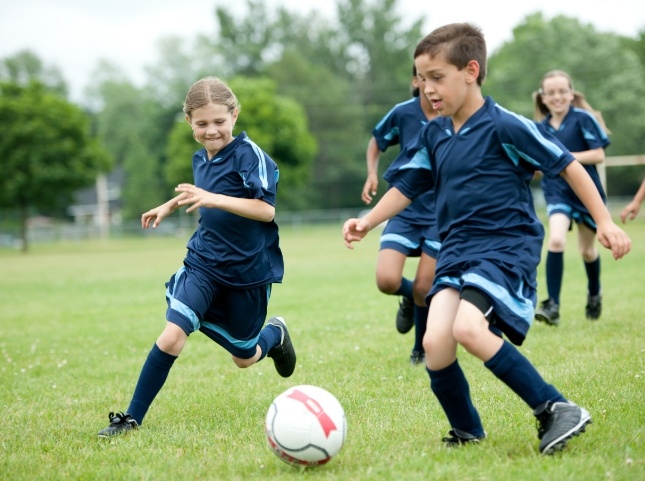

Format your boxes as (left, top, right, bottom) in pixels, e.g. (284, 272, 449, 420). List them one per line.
(547, 236, 566, 252)
(232, 356, 254, 368)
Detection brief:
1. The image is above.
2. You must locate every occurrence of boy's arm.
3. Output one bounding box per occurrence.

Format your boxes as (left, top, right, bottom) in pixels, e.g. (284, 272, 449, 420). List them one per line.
(343, 187, 411, 249)
(560, 162, 631, 259)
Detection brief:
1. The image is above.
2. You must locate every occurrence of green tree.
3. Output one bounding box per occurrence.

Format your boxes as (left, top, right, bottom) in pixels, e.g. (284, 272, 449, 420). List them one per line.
(165, 77, 316, 210)
(0, 82, 111, 251)
(210, 0, 424, 209)
(0, 50, 67, 97)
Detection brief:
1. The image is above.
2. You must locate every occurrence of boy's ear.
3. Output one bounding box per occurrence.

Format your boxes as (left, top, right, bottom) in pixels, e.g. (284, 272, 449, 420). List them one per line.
(465, 60, 480, 84)
(185, 114, 191, 124)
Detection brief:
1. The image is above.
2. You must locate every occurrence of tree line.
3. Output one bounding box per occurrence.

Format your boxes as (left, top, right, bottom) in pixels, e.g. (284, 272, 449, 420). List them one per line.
(1, 0, 644, 251)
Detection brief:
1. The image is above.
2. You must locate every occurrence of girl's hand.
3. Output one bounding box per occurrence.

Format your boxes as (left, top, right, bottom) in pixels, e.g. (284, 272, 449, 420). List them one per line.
(175, 184, 217, 213)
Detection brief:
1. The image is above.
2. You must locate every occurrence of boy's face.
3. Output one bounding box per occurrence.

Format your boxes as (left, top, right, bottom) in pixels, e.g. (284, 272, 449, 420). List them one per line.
(186, 102, 239, 158)
(415, 53, 477, 118)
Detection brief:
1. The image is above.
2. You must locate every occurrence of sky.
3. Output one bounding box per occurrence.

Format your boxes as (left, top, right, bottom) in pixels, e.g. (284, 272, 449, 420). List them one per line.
(1, 0, 643, 102)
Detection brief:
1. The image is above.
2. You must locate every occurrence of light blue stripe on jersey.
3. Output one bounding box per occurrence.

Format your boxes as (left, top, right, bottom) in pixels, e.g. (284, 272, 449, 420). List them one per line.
(380, 233, 420, 249)
(573, 107, 609, 142)
(374, 98, 416, 131)
(200, 321, 259, 351)
(462, 272, 534, 326)
(400, 146, 431, 171)
(244, 137, 268, 189)
(495, 104, 565, 165)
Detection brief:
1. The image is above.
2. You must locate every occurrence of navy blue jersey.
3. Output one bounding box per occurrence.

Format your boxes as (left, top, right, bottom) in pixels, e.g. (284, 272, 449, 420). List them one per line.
(372, 96, 435, 226)
(539, 106, 609, 210)
(383, 97, 575, 343)
(183, 131, 284, 288)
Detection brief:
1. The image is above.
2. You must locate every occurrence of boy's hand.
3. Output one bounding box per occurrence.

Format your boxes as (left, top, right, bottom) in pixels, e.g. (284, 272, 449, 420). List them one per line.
(596, 221, 632, 259)
(342, 218, 372, 249)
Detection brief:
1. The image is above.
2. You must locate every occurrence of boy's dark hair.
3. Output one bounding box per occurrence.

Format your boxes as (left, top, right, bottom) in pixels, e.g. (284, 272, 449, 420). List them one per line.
(414, 23, 487, 86)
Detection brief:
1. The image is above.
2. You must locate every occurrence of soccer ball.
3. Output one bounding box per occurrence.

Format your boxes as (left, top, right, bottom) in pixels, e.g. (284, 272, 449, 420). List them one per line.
(265, 385, 347, 467)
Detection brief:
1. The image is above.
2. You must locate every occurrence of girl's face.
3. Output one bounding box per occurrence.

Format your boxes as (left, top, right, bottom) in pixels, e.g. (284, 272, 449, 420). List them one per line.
(540, 75, 574, 116)
(186, 102, 238, 158)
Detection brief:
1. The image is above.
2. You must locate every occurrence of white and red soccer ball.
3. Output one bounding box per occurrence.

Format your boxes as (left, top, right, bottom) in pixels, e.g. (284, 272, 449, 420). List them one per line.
(265, 385, 347, 467)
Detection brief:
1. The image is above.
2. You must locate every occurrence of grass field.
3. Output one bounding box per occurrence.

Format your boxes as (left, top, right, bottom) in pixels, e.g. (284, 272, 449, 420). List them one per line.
(1, 220, 644, 480)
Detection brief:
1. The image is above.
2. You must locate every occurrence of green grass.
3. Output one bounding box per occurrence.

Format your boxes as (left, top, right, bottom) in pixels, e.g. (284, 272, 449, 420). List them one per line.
(1, 221, 644, 480)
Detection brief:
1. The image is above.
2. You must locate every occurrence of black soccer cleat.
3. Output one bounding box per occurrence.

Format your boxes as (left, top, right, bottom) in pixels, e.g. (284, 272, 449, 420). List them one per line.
(585, 294, 602, 320)
(535, 298, 560, 326)
(534, 401, 591, 455)
(267, 317, 296, 378)
(409, 349, 425, 366)
(396, 297, 414, 334)
(441, 428, 486, 447)
(97, 411, 138, 438)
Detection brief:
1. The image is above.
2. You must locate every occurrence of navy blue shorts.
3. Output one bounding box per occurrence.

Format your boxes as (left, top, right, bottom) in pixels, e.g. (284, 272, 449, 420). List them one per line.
(546, 202, 597, 232)
(165, 266, 271, 359)
(380, 217, 441, 259)
(430, 258, 536, 346)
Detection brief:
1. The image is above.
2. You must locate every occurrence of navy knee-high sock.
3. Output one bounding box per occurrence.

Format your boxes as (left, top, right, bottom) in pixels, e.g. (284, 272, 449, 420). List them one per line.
(394, 277, 413, 299)
(546, 251, 564, 304)
(426, 361, 484, 436)
(257, 323, 281, 361)
(413, 305, 428, 352)
(484, 341, 566, 410)
(584, 257, 601, 296)
(127, 343, 177, 425)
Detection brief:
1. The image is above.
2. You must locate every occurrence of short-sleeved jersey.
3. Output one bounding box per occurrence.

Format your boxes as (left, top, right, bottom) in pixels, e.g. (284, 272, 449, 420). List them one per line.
(372, 96, 435, 226)
(183, 131, 284, 288)
(384, 96, 574, 274)
(539, 106, 609, 210)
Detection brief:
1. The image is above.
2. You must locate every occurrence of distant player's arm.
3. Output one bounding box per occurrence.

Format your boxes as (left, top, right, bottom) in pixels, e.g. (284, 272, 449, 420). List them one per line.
(560, 162, 631, 259)
(343, 187, 411, 249)
(569, 147, 605, 165)
(362, 137, 382, 205)
(620, 177, 645, 223)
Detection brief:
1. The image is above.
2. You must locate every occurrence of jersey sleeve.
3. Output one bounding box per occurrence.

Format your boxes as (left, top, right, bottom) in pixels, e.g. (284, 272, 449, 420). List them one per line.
(577, 109, 610, 150)
(237, 139, 278, 206)
(496, 109, 574, 179)
(383, 126, 435, 200)
(372, 107, 401, 152)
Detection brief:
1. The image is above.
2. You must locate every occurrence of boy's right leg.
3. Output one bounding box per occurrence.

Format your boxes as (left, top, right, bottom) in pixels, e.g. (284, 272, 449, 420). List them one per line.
(424, 289, 485, 443)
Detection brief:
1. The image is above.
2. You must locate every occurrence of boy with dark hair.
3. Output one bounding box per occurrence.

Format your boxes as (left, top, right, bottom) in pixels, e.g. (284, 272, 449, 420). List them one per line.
(343, 23, 631, 454)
